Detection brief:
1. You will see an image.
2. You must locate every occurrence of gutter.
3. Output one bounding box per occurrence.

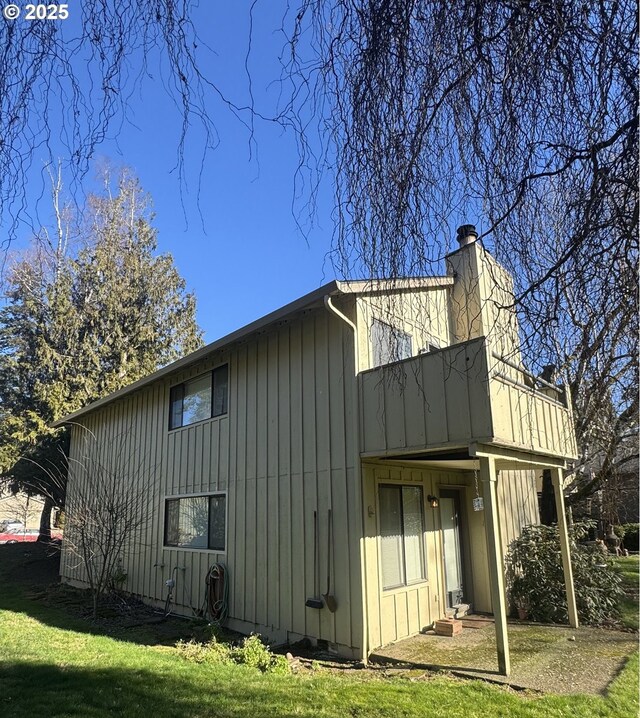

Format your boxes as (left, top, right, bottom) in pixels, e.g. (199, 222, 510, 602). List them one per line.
(54, 280, 342, 426)
(323, 294, 369, 663)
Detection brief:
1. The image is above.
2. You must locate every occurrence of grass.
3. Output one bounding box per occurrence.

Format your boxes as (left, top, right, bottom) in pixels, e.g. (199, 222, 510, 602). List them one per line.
(612, 555, 639, 631)
(0, 589, 637, 718)
(0, 544, 638, 717)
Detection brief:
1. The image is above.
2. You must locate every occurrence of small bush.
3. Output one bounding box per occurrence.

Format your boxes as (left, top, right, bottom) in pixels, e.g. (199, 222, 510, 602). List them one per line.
(620, 524, 639, 552)
(505, 522, 623, 625)
(232, 634, 273, 671)
(176, 633, 290, 674)
(232, 634, 291, 674)
(175, 639, 212, 664)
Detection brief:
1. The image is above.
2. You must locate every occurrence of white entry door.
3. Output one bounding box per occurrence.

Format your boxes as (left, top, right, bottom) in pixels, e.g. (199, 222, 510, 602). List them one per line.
(440, 490, 464, 608)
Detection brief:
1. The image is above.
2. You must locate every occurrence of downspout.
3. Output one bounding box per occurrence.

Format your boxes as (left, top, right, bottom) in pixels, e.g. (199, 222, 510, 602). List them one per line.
(324, 295, 359, 373)
(323, 295, 369, 662)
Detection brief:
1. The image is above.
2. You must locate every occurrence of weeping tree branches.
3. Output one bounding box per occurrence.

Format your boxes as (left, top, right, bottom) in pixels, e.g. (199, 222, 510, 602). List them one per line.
(0, 1, 235, 242)
(282, 1, 637, 282)
(280, 0, 638, 505)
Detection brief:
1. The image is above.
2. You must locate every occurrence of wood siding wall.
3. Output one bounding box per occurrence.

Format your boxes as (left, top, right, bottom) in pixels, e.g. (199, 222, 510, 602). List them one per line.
(355, 288, 452, 372)
(359, 338, 493, 456)
(446, 243, 521, 362)
(489, 367, 577, 458)
(362, 461, 539, 651)
(360, 338, 576, 461)
(61, 306, 364, 654)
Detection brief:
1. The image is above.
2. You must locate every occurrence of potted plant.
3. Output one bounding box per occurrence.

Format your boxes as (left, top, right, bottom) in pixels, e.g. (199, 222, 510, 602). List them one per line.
(514, 594, 530, 621)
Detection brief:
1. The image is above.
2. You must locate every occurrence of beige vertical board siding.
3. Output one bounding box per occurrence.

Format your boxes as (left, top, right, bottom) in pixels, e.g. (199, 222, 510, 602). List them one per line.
(446, 243, 521, 363)
(359, 340, 493, 456)
(446, 246, 484, 342)
(60, 306, 362, 654)
(362, 462, 476, 651)
(423, 352, 448, 445)
(355, 288, 452, 372)
(489, 373, 576, 458)
(497, 470, 539, 554)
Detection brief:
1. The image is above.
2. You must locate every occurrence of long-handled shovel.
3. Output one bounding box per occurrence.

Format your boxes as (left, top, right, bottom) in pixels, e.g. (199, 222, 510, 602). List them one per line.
(305, 510, 324, 609)
(322, 508, 337, 612)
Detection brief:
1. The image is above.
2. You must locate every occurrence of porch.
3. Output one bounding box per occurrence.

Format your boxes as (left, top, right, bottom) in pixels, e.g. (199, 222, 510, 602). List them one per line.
(369, 618, 638, 695)
(358, 341, 579, 676)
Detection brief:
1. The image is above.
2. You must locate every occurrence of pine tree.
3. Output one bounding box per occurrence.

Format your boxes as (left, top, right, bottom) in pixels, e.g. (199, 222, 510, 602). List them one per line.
(0, 172, 203, 527)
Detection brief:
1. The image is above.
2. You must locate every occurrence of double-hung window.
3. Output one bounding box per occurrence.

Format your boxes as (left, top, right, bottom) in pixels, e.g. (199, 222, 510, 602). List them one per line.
(379, 485, 426, 590)
(164, 494, 226, 551)
(371, 320, 413, 367)
(169, 364, 228, 429)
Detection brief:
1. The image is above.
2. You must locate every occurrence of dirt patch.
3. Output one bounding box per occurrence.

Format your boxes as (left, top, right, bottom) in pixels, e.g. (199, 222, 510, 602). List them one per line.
(0, 543, 239, 646)
(0, 541, 62, 587)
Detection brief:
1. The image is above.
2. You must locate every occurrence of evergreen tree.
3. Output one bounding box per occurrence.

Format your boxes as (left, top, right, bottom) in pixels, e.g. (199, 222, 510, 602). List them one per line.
(0, 172, 203, 526)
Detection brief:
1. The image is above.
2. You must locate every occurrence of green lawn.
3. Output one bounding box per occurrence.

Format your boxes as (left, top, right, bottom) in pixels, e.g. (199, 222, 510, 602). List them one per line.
(0, 589, 638, 718)
(612, 555, 640, 631)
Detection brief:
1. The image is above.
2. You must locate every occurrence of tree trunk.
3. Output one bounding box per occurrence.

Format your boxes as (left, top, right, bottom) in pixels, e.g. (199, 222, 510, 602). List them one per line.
(38, 496, 54, 541)
(539, 470, 557, 525)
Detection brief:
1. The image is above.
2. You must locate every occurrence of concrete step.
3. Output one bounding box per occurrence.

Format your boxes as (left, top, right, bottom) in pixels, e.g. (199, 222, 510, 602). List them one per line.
(446, 603, 472, 619)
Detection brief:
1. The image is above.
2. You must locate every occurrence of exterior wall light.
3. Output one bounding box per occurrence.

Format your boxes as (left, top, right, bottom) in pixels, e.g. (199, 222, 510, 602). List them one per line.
(427, 495, 439, 509)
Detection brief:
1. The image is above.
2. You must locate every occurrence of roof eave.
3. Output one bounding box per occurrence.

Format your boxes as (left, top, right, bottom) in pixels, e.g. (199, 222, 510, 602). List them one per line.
(53, 279, 341, 427)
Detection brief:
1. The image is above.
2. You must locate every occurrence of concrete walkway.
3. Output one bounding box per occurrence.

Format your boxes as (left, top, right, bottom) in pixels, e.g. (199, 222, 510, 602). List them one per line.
(369, 617, 638, 695)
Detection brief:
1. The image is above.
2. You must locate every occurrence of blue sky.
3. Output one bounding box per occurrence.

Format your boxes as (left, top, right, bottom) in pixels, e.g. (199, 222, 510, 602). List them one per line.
(15, 3, 335, 343)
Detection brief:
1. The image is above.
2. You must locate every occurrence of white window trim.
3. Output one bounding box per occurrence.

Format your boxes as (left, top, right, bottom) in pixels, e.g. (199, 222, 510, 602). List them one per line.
(376, 481, 428, 592)
(168, 364, 229, 431)
(163, 490, 228, 554)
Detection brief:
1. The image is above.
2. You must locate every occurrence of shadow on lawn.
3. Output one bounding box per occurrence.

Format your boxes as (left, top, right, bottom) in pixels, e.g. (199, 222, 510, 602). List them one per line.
(0, 544, 213, 648)
(0, 661, 314, 718)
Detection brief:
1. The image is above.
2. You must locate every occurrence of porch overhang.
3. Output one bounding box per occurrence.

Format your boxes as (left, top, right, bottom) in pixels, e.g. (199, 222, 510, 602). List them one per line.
(469, 442, 568, 470)
(360, 433, 577, 678)
(363, 442, 569, 471)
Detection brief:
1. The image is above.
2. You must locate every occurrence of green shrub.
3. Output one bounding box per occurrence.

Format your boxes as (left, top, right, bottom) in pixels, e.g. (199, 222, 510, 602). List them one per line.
(232, 634, 291, 674)
(176, 633, 290, 674)
(505, 522, 623, 625)
(621, 524, 639, 552)
(175, 639, 212, 664)
(232, 634, 273, 671)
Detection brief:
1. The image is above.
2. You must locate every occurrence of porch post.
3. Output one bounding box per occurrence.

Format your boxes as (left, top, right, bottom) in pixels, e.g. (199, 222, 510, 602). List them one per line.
(479, 455, 510, 676)
(550, 467, 579, 628)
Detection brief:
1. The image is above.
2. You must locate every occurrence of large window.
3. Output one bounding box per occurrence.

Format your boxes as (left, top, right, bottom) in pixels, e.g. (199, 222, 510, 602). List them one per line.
(169, 364, 228, 429)
(371, 320, 413, 367)
(379, 485, 426, 590)
(164, 494, 226, 550)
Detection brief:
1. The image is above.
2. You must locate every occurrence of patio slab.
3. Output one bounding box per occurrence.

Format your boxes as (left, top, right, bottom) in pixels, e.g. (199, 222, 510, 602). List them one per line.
(369, 618, 638, 695)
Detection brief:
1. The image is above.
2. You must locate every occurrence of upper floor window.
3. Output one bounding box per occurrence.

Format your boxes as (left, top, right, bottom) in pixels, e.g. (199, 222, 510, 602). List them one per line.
(419, 335, 442, 354)
(169, 364, 228, 430)
(371, 319, 413, 367)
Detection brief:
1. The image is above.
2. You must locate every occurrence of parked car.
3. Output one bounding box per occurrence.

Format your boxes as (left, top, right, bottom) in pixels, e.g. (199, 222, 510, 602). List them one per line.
(0, 519, 25, 533)
(0, 528, 62, 544)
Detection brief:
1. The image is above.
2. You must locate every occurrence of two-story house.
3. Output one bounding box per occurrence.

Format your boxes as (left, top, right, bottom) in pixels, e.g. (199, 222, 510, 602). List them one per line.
(56, 226, 578, 675)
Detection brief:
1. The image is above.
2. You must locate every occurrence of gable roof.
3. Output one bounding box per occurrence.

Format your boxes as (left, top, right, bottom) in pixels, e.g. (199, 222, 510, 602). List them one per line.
(53, 276, 453, 426)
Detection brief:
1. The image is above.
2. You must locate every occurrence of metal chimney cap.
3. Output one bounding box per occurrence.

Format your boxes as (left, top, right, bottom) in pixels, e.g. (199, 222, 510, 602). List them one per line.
(456, 224, 478, 247)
